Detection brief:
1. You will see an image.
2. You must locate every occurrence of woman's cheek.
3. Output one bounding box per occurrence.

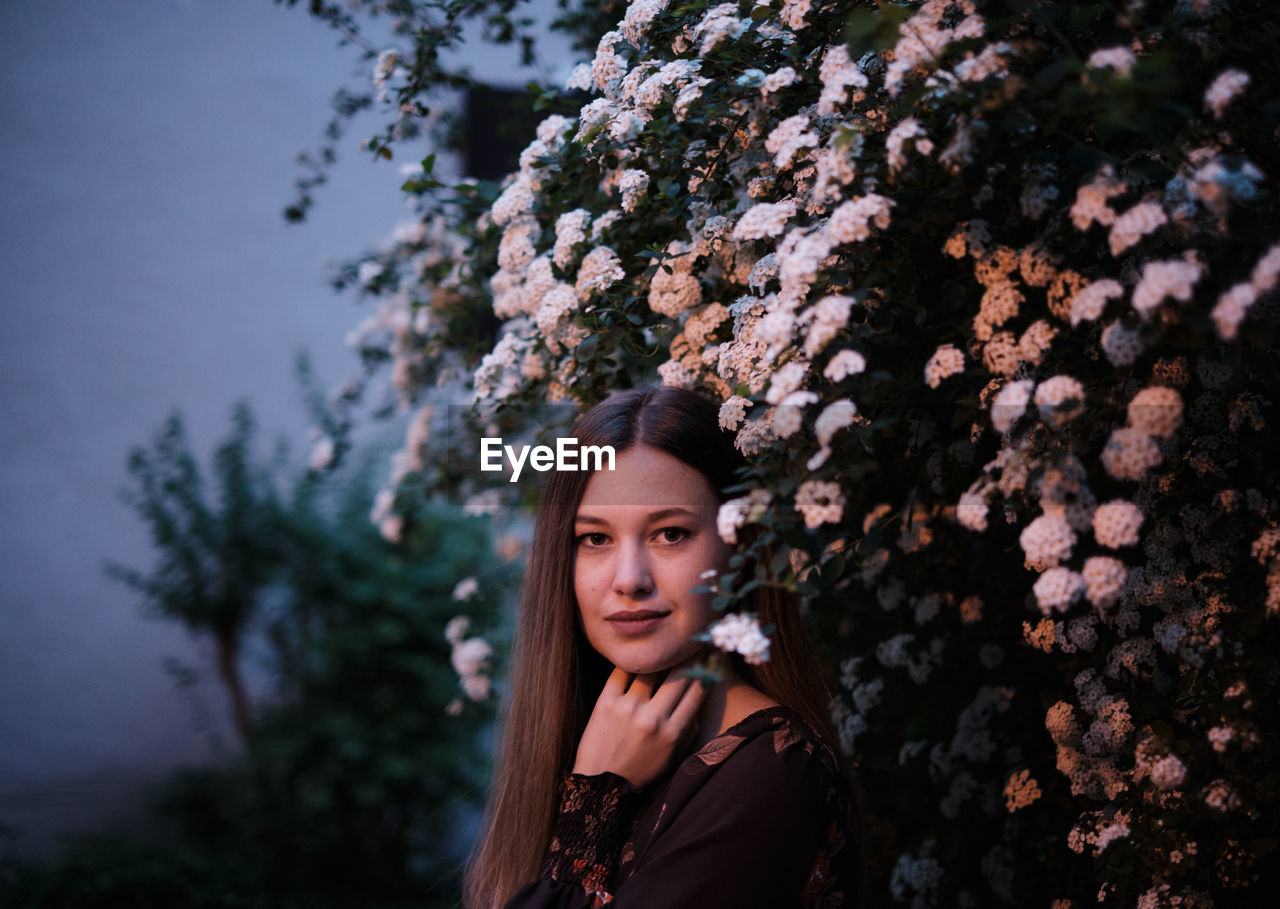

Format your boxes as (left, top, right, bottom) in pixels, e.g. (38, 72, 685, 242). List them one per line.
(578, 561, 606, 606)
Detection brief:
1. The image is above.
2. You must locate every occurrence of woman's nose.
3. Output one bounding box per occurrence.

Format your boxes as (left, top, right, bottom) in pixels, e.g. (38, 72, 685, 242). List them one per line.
(612, 540, 654, 598)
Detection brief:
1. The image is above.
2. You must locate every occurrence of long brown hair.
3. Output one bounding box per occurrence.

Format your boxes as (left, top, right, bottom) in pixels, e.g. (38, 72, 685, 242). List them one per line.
(463, 387, 839, 908)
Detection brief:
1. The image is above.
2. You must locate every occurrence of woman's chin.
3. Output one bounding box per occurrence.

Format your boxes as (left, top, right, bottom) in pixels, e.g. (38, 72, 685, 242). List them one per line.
(613, 658, 676, 675)
(611, 645, 712, 676)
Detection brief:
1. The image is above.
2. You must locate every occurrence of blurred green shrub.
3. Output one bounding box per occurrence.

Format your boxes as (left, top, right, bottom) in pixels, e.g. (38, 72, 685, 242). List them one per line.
(2, 401, 513, 908)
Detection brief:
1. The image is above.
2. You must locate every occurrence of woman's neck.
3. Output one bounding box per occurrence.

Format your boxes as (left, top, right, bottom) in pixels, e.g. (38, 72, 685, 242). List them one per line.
(691, 666, 781, 749)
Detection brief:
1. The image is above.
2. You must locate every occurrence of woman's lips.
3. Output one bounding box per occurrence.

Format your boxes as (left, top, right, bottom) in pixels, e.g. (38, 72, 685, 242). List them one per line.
(605, 610, 670, 635)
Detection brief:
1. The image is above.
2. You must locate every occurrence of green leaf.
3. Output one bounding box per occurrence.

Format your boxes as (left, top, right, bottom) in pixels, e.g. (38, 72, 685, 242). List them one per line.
(844, 3, 910, 57)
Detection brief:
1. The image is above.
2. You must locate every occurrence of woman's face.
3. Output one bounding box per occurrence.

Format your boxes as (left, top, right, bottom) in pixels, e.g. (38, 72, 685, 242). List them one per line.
(573, 443, 734, 675)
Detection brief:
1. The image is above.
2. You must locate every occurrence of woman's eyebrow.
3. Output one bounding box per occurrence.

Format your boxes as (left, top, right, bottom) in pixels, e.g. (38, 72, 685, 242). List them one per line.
(573, 506, 699, 525)
(645, 507, 698, 521)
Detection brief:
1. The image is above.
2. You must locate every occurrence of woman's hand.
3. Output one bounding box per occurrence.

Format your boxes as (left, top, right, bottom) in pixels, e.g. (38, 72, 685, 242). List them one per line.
(572, 665, 707, 789)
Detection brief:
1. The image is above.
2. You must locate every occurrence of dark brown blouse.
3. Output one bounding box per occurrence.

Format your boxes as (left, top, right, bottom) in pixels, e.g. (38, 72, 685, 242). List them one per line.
(504, 705, 856, 908)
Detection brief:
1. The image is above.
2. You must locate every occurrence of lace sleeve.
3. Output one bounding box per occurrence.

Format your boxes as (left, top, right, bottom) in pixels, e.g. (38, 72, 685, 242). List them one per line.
(538, 772, 646, 895)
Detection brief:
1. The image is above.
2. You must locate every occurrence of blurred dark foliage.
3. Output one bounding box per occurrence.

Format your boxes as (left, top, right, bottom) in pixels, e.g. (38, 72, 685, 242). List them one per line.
(275, 0, 614, 221)
(1, 398, 513, 908)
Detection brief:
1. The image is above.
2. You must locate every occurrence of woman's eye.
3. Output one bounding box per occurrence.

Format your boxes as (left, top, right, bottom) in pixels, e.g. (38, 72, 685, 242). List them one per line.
(577, 532, 608, 548)
(657, 527, 691, 544)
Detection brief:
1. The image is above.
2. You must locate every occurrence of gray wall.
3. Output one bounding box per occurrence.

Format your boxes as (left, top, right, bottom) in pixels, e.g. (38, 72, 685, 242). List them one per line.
(0, 0, 515, 857)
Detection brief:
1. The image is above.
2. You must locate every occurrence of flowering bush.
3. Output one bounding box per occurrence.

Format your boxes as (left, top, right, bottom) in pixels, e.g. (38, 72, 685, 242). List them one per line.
(304, 0, 1280, 903)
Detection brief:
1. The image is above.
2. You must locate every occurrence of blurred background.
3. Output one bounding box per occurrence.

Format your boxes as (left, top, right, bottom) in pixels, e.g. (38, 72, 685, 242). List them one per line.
(0, 1, 568, 904)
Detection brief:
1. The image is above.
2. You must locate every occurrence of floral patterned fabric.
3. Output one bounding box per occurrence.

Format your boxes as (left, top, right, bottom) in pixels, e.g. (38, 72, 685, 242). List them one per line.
(505, 705, 857, 908)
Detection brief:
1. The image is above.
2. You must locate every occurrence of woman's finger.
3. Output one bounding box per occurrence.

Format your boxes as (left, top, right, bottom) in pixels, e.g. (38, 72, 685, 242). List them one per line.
(668, 672, 708, 730)
(625, 672, 659, 699)
(601, 665, 632, 698)
(649, 670, 692, 715)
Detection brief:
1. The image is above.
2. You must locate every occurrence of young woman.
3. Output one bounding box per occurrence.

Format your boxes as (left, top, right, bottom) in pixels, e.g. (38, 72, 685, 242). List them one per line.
(464, 386, 858, 908)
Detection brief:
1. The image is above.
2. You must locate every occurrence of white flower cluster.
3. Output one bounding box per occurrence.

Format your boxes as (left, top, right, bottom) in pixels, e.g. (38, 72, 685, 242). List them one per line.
(1093, 820, 1131, 855)
(708, 612, 772, 664)
(591, 30, 627, 93)
(373, 48, 399, 90)
(1093, 500, 1144, 549)
(451, 576, 479, 602)
(309, 434, 335, 472)
(1034, 375, 1086, 428)
(732, 200, 799, 240)
(1086, 46, 1137, 77)
(1204, 68, 1249, 118)
(694, 3, 748, 56)
(760, 66, 798, 97)
(825, 194, 895, 245)
(1070, 165, 1128, 231)
(491, 174, 535, 226)
(924, 344, 965, 388)
(369, 486, 404, 543)
(1082, 556, 1127, 609)
(716, 487, 772, 544)
(445, 615, 493, 702)
(1131, 258, 1202, 319)
(648, 243, 702, 317)
(619, 0, 668, 45)
(1149, 754, 1187, 790)
(535, 283, 578, 352)
(765, 114, 819, 169)
(577, 246, 626, 300)
(954, 42, 1010, 84)
(957, 486, 990, 532)
(1020, 514, 1076, 571)
(800, 294, 854, 357)
(1207, 726, 1234, 753)
(982, 332, 1019, 378)
(825, 348, 867, 382)
(1127, 385, 1183, 438)
(473, 330, 536, 399)
(618, 169, 650, 213)
(553, 209, 591, 270)
(886, 117, 931, 173)
(884, 0, 984, 95)
(779, 0, 812, 31)
(1069, 278, 1124, 326)
(818, 44, 868, 115)
(1034, 567, 1085, 614)
(1109, 201, 1168, 256)
(775, 229, 834, 307)
(718, 394, 750, 431)
(814, 398, 857, 447)
(795, 479, 845, 529)
(990, 379, 1034, 434)
(498, 218, 538, 272)
(1100, 382, 1183, 482)
(1211, 241, 1280, 339)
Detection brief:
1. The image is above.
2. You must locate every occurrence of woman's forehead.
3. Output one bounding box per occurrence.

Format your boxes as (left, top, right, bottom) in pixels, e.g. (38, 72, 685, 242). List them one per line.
(576, 444, 717, 509)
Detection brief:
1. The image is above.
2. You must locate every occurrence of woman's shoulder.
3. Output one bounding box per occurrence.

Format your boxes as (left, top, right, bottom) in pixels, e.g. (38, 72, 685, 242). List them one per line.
(683, 704, 843, 789)
(636, 704, 845, 846)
